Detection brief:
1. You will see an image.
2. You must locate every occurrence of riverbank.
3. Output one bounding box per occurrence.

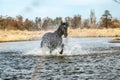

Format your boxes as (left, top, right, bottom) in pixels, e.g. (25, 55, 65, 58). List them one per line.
(0, 30, 43, 42)
(68, 28, 120, 37)
(109, 38, 120, 43)
(0, 28, 120, 42)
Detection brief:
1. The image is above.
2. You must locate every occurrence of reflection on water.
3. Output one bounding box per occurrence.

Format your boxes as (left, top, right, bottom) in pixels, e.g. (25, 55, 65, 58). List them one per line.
(0, 38, 120, 80)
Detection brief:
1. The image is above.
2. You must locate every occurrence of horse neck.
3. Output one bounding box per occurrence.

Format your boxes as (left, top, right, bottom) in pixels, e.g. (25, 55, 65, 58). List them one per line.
(54, 27, 63, 38)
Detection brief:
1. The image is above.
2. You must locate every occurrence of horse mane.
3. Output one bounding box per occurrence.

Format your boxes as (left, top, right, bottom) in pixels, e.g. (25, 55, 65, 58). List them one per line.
(54, 22, 68, 37)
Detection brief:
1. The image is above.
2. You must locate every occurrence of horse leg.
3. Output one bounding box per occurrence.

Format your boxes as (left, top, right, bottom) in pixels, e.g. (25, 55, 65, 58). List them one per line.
(40, 41, 43, 48)
(50, 49, 52, 54)
(59, 44, 64, 54)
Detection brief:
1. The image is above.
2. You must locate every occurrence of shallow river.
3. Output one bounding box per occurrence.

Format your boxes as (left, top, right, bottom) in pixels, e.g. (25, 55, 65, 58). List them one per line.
(0, 37, 120, 80)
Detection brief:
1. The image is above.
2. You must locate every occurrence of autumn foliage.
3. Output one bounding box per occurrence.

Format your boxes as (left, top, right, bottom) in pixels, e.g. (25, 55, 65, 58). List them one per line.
(0, 10, 120, 31)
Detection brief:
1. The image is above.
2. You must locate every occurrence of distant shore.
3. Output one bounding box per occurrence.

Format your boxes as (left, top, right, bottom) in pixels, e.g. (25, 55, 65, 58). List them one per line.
(109, 38, 120, 43)
(0, 28, 120, 42)
(0, 30, 43, 42)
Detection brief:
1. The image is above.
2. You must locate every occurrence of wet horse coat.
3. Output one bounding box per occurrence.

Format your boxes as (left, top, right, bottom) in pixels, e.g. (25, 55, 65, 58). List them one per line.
(41, 22, 68, 54)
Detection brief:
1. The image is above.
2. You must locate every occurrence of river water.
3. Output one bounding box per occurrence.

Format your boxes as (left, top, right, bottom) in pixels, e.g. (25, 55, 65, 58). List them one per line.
(0, 37, 120, 80)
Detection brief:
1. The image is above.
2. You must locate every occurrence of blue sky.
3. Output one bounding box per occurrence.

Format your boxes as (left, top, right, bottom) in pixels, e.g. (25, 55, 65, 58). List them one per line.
(0, 0, 120, 21)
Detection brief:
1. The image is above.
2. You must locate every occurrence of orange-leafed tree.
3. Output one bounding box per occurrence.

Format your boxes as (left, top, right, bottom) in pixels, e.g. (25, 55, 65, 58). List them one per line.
(71, 15, 81, 28)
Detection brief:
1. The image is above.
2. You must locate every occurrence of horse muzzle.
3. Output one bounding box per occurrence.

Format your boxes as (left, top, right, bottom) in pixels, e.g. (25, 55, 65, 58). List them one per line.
(64, 33, 68, 38)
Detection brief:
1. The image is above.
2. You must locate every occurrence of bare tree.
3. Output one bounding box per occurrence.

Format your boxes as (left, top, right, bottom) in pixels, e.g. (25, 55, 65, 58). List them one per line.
(90, 10, 96, 24)
(101, 10, 112, 28)
(54, 17, 62, 26)
(35, 17, 41, 30)
(90, 9, 96, 28)
(42, 17, 52, 30)
(113, 0, 120, 4)
(65, 16, 72, 27)
(83, 19, 90, 28)
(111, 18, 120, 28)
(24, 18, 34, 30)
(16, 15, 24, 30)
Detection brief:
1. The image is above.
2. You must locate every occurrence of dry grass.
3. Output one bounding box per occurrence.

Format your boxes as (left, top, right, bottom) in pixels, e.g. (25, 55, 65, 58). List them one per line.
(0, 28, 120, 42)
(0, 30, 43, 42)
(68, 28, 120, 37)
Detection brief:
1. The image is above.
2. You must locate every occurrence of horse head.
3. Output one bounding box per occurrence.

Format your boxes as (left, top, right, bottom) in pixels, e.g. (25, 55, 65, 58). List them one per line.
(60, 21, 69, 38)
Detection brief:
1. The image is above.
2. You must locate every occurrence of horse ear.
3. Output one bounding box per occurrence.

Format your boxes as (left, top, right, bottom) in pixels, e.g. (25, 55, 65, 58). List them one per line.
(61, 21, 63, 24)
(66, 22, 69, 27)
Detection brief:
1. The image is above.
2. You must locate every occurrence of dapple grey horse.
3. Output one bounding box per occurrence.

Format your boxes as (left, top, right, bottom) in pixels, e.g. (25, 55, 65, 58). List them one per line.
(41, 21, 68, 54)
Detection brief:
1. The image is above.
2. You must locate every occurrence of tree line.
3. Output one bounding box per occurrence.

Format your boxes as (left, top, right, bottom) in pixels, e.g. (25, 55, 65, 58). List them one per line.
(0, 10, 120, 31)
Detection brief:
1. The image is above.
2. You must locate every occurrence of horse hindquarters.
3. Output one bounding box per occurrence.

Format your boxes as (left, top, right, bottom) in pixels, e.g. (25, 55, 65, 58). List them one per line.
(41, 34, 54, 53)
(41, 40, 52, 54)
(41, 33, 64, 54)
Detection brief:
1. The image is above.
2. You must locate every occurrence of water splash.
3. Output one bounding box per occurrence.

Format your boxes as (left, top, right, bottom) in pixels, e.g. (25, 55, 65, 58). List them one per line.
(24, 38, 89, 56)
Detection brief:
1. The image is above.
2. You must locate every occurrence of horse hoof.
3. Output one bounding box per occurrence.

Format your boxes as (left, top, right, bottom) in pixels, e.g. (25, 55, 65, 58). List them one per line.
(59, 51, 63, 54)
